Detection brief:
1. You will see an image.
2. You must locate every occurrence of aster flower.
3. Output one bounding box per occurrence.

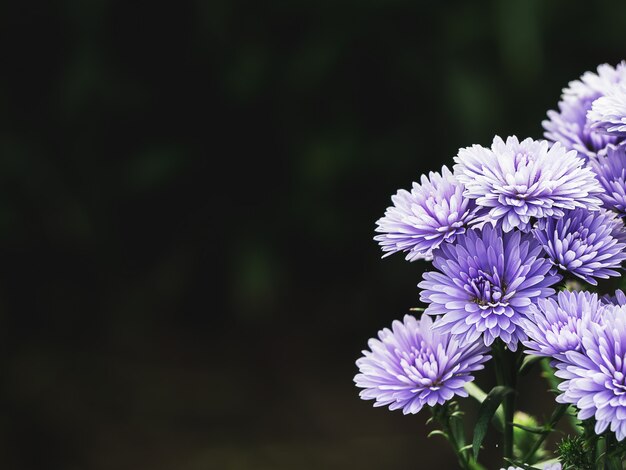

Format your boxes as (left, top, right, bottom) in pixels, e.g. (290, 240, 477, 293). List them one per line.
(532, 208, 626, 285)
(544, 97, 619, 160)
(354, 314, 490, 414)
(588, 84, 626, 136)
(521, 291, 604, 361)
(544, 62, 626, 159)
(419, 224, 560, 350)
(501, 465, 561, 470)
(602, 289, 626, 306)
(453, 136, 602, 232)
(589, 144, 626, 216)
(555, 305, 626, 441)
(374, 166, 479, 261)
(564, 62, 626, 101)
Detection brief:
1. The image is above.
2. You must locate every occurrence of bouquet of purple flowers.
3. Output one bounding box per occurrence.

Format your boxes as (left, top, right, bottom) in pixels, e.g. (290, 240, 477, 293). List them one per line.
(355, 62, 626, 470)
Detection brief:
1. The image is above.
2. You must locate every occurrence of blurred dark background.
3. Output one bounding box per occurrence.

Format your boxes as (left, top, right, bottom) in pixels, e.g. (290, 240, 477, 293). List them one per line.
(1, 1, 626, 469)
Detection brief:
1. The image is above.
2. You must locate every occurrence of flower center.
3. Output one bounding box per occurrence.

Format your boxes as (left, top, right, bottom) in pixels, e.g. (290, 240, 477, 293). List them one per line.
(611, 371, 626, 395)
(468, 271, 508, 308)
(561, 225, 590, 256)
(514, 152, 532, 169)
(409, 341, 435, 364)
(549, 319, 582, 350)
(402, 341, 443, 390)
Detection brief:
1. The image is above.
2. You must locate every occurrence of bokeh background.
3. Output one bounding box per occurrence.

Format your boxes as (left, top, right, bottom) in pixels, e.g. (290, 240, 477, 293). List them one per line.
(2, 1, 626, 469)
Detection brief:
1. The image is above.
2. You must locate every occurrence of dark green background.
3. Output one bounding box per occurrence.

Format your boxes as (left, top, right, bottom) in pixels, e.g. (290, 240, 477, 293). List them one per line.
(1, 1, 625, 468)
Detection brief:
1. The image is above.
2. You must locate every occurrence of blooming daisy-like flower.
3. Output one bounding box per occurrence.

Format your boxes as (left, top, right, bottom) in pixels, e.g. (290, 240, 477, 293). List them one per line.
(544, 62, 626, 159)
(564, 62, 626, 101)
(453, 136, 602, 232)
(589, 144, 626, 216)
(588, 84, 626, 136)
(544, 97, 619, 160)
(556, 305, 626, 440)
(532, 208, 626, 285)
(354, 314, 490, 414)
(521, 291, 604, 361)
(419, 224, 560, 350)
(374, 166, 478, 261)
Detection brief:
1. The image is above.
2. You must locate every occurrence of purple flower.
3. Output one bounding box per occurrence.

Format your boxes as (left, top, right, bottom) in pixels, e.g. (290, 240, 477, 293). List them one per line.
(555, 305, 626, 440)
(602, 289, 626, 306)
(453, 136, 602, 232)
(419, 224, 560, 350)
(354, 314, 490, 414)
(502, 465, 561, 470)
(544, 98, 622, 161)
(589, 144, 626, 217)
(589, 84, 626, 136)
(544, 465, 562, 470)
(543, 62, 626, 159)
(521, 290, 604, 361)
(374, 166, 478, 261)
(532, 208, 626, 285)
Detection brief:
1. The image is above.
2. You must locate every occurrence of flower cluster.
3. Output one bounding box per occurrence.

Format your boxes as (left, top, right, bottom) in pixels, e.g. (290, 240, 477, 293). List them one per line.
(356, 62, 626, 468)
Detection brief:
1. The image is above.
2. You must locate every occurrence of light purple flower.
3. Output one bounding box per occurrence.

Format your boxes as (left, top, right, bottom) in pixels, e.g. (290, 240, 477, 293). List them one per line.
(544, 97, 618, 160)
(556, 305, 626, 441)
(589, 144, 626, 216)
(544, 62, 626, 159)
(419, 224, 560, 350)
(502, 465, 561, 470)
(521, 291, 604, 361)
(602, 289, 626, 306)
(354, 314, 490, 414)
(532, 208, 626, 285)
(454, 136, 602, 232)
(374, 166, 478, 261)
(544, 465, 562, 470)
(562, 62, 626, 102)
(589, 84, 626, 136)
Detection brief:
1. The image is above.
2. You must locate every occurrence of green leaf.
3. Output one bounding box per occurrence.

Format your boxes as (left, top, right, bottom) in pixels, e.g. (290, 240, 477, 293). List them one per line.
(511, 422, 549, 434)
(519, 355, 543, 375)
(427, 430, 448, 440)
(472, 385, 514, 459)
(464, 381, 487, 402)
(546, 403, 569, 428)
(464, 382, 505, 432)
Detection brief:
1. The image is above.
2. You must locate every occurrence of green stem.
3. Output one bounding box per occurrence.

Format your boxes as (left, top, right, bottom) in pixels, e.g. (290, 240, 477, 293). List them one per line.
(540, 358, 581, 434)
(493, 342, 517, 463)
(603, 432, 621, 470)
(522, 429, 549, 463)
(447, 425, 470, 470)
(596, 435, 604, 470)
(431, 405, 472, 470)
(522, 403, 568, 463)
(581, 420, 599, 469)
